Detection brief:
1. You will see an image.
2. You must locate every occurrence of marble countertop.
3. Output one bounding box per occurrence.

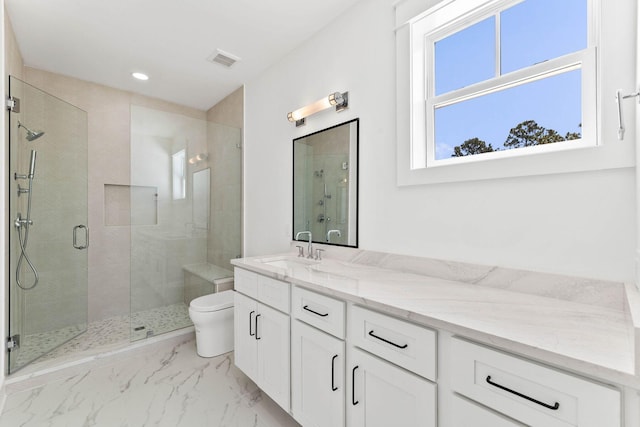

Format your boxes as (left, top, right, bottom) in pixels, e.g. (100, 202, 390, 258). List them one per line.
(231, 246, 640, 388)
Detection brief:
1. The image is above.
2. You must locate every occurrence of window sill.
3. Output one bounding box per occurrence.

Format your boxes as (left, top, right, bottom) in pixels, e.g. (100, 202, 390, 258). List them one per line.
(397, 139, 634, 186)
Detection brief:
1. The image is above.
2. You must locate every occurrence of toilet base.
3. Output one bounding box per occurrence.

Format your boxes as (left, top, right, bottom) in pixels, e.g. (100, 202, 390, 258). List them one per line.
(190, 306, 234, 358)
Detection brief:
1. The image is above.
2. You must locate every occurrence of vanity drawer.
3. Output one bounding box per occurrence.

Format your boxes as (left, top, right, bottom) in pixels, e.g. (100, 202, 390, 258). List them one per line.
(292, 286, 345, 339)
(234, 268, 290, 313)
(234, 268, 258, 298)
(451, 337, 621, 427)
(348, 305, 436, 381)
(257, 274, 290, 313)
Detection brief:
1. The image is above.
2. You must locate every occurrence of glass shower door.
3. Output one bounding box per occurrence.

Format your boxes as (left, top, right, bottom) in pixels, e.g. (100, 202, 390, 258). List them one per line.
(8, 76, 89, 373)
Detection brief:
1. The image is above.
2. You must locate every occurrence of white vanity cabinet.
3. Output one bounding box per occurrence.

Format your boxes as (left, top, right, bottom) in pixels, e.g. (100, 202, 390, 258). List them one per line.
(232, 260, 635, 427)
(347, 305, 437, 427)
(291, 286, 346, 427)
(346, 346, 437, 427)
(291, 320, 345, 427)
(233, 268, 290, 411)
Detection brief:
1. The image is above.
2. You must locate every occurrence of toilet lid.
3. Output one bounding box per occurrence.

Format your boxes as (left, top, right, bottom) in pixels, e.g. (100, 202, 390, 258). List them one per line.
(190, 290, 234, 312)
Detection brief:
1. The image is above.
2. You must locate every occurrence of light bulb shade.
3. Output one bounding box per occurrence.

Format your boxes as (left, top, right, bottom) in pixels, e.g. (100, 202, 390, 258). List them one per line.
(287, 91, 348, 125)
(188, 153, 208, 164)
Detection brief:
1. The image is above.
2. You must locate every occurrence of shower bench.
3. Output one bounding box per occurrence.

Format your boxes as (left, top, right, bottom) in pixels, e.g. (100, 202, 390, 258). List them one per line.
(182, 263, 234, 304)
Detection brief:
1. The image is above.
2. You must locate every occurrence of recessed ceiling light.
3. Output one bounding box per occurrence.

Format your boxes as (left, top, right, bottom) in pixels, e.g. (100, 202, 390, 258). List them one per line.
(132, 72, 149, 81)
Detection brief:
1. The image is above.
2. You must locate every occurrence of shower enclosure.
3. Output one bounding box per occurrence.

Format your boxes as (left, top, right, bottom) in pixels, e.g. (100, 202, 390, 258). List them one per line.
(129, 106, 242, 340)
(7, 80, 241, 374)
(8, 76, 89, 374)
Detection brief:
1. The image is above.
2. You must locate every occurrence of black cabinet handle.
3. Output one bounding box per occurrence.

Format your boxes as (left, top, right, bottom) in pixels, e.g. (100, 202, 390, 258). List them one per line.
(303, 305, 329, 317)
(486, 376, 560, 411)
(255, 314, 261, 340)
(352, 365, 359, 405)
(249, 311, 255, 337)
(331, 354, 338, 391)
(368, 330, 408, 349)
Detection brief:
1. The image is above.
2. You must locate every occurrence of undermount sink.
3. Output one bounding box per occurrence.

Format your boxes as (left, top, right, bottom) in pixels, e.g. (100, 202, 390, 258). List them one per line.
(258, 255, 319, 269)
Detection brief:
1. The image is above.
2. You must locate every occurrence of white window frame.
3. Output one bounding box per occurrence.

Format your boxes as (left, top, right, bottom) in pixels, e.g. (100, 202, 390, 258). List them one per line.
(395, 0, 635, 185)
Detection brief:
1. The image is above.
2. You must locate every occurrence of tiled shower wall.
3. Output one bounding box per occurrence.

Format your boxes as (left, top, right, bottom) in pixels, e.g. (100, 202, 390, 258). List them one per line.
(23, 67, 207, 323)
(206, 88, 243, 271)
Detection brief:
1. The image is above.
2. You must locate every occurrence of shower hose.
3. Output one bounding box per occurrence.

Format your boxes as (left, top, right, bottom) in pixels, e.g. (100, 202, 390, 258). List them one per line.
(15, 177, 39, 290)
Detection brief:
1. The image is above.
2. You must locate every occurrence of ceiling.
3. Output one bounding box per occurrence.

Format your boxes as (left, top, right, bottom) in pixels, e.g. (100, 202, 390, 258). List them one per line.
(5, 0, 361, 111)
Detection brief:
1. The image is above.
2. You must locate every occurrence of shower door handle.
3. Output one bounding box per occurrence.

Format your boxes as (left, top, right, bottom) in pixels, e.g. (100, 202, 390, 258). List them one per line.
(73, 225, 89, 250)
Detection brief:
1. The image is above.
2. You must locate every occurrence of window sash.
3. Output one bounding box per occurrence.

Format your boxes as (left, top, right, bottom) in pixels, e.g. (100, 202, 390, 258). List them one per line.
(410, 0, 596, 170)
(425, 48, 596, 167)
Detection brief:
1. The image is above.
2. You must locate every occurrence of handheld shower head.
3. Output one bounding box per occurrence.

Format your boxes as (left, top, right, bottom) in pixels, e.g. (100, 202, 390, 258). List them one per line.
(28, 150, 37, 179)
(18, 121, 45, 142)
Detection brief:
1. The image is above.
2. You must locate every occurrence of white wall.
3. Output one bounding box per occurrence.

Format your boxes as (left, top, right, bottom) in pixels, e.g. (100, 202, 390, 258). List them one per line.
(245, 0, 637, 283)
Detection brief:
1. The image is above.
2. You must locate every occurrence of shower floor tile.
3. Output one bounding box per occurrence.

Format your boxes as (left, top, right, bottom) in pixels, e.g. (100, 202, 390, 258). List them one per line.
(12, 303, 192, 374)
(1, 336, 300, 427)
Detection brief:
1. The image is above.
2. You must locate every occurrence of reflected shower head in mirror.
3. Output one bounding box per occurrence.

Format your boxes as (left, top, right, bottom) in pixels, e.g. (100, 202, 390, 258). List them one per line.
(18, 121, 45, 141)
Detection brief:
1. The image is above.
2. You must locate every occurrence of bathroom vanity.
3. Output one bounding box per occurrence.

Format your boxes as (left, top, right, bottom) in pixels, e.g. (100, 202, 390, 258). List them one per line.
(231, 247, 640, 426)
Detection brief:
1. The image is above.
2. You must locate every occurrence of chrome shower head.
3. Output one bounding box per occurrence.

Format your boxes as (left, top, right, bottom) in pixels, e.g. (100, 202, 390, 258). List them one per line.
(18, 121, 45, 141)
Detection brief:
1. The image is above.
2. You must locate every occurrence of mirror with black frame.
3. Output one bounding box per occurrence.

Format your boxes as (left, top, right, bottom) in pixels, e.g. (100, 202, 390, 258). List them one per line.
(293, 118, 358, 248)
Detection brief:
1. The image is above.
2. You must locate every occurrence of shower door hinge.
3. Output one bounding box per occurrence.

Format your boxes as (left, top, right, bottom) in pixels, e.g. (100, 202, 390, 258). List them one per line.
(7, 335, 20, 352)
(6, 96, 20, 113)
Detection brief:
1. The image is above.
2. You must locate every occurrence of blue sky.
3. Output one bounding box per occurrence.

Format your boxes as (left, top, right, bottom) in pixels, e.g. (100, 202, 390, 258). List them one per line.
(433, 0, 586, 159)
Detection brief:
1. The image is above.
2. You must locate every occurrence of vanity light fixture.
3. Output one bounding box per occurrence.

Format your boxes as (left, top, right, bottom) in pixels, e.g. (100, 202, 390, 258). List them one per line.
(188, 153, 208, 165)
(287, 91, 349, 127)
(132, 72, 149, 81)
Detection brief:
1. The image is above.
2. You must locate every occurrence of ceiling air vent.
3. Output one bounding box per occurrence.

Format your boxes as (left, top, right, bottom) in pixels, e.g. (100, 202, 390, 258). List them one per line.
(207, 49, 241, 68)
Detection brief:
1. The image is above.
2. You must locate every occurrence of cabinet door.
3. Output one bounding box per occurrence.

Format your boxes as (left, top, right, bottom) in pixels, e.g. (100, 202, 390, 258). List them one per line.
(291, 320, 345, 427)
(233, 292, 258, 381)
(256, 302, 291, 411)
(347, 347, 436, 427)
(452, 394, 524, 427)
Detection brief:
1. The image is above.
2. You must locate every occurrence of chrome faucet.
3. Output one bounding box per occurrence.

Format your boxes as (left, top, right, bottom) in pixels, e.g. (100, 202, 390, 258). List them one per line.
(295, 231, 313, 259)
(326, 229, 342, 243)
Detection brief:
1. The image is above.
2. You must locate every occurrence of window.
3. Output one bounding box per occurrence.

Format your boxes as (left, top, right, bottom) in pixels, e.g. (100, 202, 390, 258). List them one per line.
(172, 149, 186, 200)
(411, 0, 595, 169)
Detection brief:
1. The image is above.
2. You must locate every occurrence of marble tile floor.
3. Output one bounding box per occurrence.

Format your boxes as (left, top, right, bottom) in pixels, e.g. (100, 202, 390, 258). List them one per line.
(13, 303, 192, 374)
(0, 335, 301, 427)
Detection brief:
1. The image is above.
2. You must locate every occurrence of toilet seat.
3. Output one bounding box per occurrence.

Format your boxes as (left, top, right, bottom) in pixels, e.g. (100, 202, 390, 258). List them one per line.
(190, 290, 234, 313)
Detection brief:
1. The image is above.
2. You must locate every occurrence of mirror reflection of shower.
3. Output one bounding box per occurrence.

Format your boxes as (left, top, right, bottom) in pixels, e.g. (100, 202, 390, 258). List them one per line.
(18, 120, 45, 142)
(15, 149, 40, 290)
(314, 169, 334, 239)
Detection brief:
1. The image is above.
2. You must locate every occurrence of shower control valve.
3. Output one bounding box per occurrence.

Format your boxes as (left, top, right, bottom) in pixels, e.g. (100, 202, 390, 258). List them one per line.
(17, 185, 30, 197)
(14, 215, 32, 228)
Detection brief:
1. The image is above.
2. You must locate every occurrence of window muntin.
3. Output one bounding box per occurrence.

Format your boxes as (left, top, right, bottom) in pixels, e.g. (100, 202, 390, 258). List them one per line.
(415, 0, 593, 168)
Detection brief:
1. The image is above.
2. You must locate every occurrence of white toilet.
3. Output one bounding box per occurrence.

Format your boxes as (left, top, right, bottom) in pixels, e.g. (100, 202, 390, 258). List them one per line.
(189, 290, 234, 358)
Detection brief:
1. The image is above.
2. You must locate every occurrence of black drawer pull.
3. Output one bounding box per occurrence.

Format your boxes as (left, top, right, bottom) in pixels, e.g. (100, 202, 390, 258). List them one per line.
(303, 305, 329, 317)
(368, 330, 408, 349)
(255, 314, 261, 340)
(352, 365, 359, 405)
(249, 310, 255, 336)
(486, 376, 560, 411)
(331, 354, 338, 391)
